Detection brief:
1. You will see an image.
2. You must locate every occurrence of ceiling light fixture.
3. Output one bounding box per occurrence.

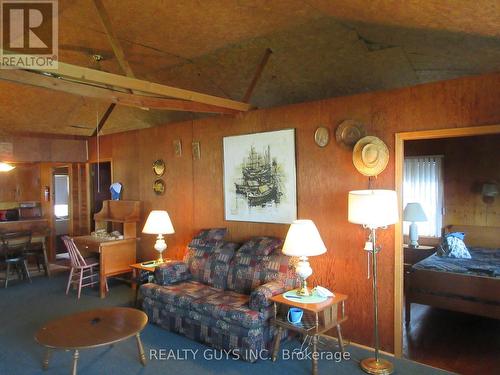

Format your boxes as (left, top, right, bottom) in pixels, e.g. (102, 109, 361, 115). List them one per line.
(0, 162, 15, 172)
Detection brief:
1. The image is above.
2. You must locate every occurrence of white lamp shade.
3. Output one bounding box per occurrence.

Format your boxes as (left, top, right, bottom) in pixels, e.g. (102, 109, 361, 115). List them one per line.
(403, 202, 427, 222)
(0, 162, 15, 172)
(348, 189, 398, 228)
(282, 219, 327, 257)
(142, 210, 175, 234)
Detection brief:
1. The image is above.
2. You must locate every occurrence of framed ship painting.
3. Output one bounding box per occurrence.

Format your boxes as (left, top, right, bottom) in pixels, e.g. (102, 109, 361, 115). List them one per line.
(223, 129, 297, 224)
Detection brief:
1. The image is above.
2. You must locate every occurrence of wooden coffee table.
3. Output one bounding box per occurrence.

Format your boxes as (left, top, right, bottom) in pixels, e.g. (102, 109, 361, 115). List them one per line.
(35, 307, 148, 375)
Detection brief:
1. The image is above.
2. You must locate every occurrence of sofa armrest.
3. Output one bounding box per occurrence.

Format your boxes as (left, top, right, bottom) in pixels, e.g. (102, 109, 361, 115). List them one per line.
(249, 280, 287, 311)
(154, 261, 192, 286)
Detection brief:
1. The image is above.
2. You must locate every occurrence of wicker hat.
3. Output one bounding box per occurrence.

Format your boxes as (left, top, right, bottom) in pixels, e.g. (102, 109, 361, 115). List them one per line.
(352, 136, 389, 177)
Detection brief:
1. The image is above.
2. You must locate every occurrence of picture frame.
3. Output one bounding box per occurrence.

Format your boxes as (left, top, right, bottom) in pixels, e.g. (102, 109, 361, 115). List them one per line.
(223, 129, 297, 224)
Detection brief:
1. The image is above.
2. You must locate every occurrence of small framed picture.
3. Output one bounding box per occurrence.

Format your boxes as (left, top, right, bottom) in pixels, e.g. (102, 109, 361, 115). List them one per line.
(192, 141, 201, 160)
(173, 140, 182, 157)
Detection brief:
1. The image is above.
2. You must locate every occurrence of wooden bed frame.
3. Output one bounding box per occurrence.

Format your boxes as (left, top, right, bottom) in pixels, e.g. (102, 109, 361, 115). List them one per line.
(405, 225, 500, 325)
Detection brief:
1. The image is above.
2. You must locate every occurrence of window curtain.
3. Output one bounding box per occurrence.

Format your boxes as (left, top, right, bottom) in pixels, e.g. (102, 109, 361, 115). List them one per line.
(403, 156, 443, 237)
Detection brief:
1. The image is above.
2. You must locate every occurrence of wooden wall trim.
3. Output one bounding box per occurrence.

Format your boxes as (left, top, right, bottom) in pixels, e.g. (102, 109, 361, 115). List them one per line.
(393, 123, 500, 358)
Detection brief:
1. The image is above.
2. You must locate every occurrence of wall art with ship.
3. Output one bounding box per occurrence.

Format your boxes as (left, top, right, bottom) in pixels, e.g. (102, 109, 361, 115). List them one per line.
(223, 129, 297, 224)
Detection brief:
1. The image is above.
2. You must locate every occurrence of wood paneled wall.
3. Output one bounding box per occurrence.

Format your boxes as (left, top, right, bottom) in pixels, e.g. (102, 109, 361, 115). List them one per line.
(88, 72, 500, 352)
(0, 163, 40, 203)
(0, 136, 87, 162)
(405, 134, 500, 227)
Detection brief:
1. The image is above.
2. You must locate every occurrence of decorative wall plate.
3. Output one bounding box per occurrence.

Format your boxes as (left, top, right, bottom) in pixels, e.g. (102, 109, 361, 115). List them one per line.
(152, 159, 165, 176)
(153, 179, 165, 195)
(314, 127, 330, 147)
(335, 120, 366, 148)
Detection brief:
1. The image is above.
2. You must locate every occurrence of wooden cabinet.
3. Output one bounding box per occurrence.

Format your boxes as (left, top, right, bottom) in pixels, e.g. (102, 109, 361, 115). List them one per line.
(74, 200, 142, 298)
(0, 163, 40, 202)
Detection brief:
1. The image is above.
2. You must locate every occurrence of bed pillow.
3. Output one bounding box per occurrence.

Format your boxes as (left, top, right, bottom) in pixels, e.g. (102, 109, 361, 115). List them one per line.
(436, 233, 471, 259)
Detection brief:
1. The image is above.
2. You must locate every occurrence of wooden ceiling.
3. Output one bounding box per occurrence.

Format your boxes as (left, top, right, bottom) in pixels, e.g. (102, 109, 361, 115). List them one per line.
(1, 0, 499, 136)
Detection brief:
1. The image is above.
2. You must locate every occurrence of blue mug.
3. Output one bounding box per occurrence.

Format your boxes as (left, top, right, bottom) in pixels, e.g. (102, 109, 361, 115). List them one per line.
(287, 308, 303, 324)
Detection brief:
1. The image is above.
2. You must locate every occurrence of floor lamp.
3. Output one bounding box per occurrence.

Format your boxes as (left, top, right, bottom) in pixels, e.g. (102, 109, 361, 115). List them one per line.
(348, 190, 399, 375)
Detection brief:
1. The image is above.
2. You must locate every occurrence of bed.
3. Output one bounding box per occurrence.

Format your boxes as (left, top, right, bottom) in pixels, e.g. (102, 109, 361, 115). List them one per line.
(405, 225, 500, 326)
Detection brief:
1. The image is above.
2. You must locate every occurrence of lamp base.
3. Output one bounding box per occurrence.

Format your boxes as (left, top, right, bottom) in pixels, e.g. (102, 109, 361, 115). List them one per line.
(360, 357, 394, 375)
(296, 281, 311, 296)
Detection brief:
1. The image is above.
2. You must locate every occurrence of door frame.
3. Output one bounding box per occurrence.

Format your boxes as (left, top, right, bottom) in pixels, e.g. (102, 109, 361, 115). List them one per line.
(87, 158, 113, 228)
(394, 124, 500, 357)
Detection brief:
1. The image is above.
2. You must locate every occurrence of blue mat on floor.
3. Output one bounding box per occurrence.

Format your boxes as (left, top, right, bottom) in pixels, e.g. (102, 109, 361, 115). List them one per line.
(0, 274, 453, 375)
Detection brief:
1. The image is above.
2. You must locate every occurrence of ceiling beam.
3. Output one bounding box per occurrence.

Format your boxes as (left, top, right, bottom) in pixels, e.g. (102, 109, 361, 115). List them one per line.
(243, 48, 273, 103)
(92, 103, 116, 136)
(23, 61, 251, 112)
(0, 69, 239, 114)
(92, 0, 135, 79)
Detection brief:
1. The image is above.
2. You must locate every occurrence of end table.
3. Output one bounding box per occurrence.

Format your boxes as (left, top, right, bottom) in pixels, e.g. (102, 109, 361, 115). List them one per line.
(130, 260, 171, 306)
(270, 291, 348, 375)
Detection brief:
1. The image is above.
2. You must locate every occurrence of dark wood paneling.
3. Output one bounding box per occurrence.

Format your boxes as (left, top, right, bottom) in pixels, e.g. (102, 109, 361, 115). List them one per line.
(88, 72, 500, 352)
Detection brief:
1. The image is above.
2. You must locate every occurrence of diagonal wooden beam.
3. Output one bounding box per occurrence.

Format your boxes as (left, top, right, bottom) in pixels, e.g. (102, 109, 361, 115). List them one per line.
(0, 69, 238, 114)
(7, 59, 251, 112)
(242, 48, 273, 103)
(92, 103, 116, 137)
(92, 0, 135, 79)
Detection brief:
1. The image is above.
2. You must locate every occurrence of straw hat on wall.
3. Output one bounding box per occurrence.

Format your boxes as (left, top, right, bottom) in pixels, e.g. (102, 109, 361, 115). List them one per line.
(352, 136, 389, 177)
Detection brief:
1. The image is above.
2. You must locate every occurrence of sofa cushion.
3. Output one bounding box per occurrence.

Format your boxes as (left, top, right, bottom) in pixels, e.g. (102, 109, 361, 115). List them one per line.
(184, 241, 239, 288)
(190, 290, 272, 329)
(188, 228, 228, 251)
(154, 261, 191, 286)
(238, 236, 283, 256)
(140, 280, 220, 309)
(227, 252, 299, 294)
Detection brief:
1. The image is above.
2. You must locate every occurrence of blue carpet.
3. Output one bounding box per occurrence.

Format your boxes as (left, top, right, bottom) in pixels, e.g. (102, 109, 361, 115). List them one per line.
(0, 274, 453, 375)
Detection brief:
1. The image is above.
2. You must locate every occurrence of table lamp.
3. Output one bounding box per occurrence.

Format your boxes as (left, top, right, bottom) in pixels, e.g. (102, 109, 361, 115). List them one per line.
(348, 190, 398, 375)
(403, 202, 427, 248)
(282, 219, 327, 296)
(142, 210, 175, 263)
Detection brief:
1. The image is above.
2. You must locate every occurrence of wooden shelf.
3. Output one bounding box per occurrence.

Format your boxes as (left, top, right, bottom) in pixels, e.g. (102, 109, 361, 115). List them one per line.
(94, 200, 141, 223)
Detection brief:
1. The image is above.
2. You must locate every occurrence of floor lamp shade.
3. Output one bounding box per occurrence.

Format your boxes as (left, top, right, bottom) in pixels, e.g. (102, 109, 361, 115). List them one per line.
(348, 190, 398, 228)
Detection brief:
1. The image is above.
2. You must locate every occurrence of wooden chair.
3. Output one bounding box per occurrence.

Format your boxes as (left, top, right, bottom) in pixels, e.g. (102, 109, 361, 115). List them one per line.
(62, 236, 108, 299)
(24, 228, 51, 277)
(1, 231, 32, 288)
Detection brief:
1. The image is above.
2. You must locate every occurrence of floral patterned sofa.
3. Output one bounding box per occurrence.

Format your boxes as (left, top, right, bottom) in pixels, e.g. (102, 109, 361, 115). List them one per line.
(139, 228, 299, 362)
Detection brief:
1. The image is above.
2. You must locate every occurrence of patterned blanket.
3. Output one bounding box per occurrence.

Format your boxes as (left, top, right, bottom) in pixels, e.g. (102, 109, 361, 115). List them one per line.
(412, 247, 500, 279)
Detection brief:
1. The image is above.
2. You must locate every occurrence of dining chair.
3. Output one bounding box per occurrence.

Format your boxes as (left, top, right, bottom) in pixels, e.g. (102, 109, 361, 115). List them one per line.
(62, 236, 108, 299)
(24, 228, 51, 277)
(1, 231, 32, 288)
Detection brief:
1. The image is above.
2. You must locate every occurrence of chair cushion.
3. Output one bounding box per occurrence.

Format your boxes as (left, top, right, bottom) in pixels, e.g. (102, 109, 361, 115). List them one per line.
(237, 237, 283, 257)
(190, 290, 271, 329)
(140, 280, 220, 310)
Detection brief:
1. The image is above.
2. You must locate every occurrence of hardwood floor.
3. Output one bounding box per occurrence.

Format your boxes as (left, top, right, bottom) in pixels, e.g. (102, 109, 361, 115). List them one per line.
(404, 304, 500, 375)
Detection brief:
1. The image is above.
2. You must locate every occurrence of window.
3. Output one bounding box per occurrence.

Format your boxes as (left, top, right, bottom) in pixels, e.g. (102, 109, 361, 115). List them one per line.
(54, 174, 69, 219)
(403, 156, 444, 237)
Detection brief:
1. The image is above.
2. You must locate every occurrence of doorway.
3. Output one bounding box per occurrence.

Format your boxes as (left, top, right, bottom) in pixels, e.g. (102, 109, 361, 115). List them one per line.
(394, 124, 500, 373)
(53, 166, 70, 255)
(89, 161, 112, 231)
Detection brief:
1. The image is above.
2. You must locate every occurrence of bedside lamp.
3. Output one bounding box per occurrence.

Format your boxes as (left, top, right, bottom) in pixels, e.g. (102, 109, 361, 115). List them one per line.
(282, 219, 326, 296)
(142, 210, 175, 263)
(348, 190, 398, 375)
(403, 202, 427, 248)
